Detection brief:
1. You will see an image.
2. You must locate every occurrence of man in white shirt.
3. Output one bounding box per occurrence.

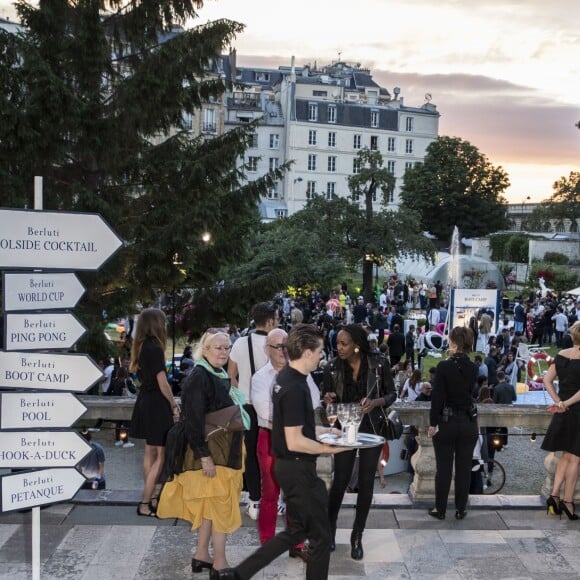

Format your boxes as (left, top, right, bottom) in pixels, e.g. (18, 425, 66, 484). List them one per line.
(229, 302, 279, 520)
(552, 307, 569, 347)
(252, 328, 315, 562)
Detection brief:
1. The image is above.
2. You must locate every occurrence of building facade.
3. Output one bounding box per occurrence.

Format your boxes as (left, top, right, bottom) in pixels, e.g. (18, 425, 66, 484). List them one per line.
(221, 55, 440, 220)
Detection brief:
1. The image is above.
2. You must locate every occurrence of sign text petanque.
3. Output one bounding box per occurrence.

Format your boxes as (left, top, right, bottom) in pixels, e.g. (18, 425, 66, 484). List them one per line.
(0, 351, 103, 392)
(0, 208, 123, 270)
(0, 393, 87, 430)
(0, 468, 86, 512)
(3, 272, 85, 311)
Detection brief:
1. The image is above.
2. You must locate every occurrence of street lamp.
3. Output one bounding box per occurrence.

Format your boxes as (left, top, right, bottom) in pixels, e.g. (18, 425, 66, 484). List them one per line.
(521, 196, 531, 230)
(170, 252, 183, 392)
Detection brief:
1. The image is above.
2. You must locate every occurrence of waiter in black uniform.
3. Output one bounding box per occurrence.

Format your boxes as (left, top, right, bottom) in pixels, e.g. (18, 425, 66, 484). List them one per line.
(230, 324, 346, 580)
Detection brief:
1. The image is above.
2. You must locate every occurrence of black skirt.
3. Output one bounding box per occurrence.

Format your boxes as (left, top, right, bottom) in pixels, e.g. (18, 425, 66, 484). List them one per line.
(130, 388, 173, 446)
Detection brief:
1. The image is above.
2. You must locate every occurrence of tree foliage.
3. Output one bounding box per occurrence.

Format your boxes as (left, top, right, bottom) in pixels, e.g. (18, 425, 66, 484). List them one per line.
(400, 136, 510, 241)
(0, 0, 284, 341)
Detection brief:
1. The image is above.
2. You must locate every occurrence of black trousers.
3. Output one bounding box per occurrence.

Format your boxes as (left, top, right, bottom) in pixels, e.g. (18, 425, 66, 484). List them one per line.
(243, 404, 261, 502)
(432, 415, 478, 514)
(328, 444, 382, 534)
(236, 459, 331, 580)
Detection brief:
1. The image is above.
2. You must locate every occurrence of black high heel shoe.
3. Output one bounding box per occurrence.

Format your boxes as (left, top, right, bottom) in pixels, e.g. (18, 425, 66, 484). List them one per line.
(191, 557, 212, 573)
(350, 530, 364, 560)
(428, 508, 445, 520)
(209, 568, 238, 580)
(546, 495, 562, 517)
(560, 500, 579, 521)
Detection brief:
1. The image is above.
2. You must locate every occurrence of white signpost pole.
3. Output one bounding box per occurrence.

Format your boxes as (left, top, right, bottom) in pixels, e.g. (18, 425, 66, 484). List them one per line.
(32, 175, 42, 580)
(0, 178, 123, 580)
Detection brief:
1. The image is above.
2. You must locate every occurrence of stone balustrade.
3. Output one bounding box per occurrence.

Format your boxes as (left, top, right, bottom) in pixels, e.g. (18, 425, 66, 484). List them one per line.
(79, 397, 569, 500)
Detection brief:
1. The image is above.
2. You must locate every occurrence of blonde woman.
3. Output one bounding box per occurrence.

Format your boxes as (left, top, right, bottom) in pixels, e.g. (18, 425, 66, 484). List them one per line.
(158, 330, 245, 578)
(130, 308, 180, 517)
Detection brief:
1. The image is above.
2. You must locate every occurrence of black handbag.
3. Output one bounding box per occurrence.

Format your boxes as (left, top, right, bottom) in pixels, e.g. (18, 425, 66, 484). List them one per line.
(368, 356, 403, 441)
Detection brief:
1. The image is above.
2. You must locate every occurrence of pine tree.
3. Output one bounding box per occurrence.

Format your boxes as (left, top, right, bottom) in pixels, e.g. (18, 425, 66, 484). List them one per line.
(0, 0, 281, 337)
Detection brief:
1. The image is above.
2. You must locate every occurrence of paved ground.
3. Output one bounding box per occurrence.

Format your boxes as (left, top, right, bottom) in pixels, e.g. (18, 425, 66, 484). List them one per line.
(2, 427, 579, 579)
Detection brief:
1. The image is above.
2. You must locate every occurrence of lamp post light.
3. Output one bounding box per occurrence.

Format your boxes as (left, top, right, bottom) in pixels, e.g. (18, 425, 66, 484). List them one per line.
(521, 196, 531, 231)
(171, 252, 183, 391)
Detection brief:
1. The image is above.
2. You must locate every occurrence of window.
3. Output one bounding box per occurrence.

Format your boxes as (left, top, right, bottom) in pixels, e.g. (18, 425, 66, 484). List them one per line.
(181, 112, 192, 130)
(307, 154, 317, 171)
(372, 190, 377, 202)
(405, 161, 414, 171)
(387, 160, 395, 174)
(405, 117, 414, 132)
(306, 180, 317, 199)
(370, 135, 378, 151)
(328, 156, 336, 172)
(275, 209, 288, 219)
(326, 182, 335, 200)
(313, 90, 328, 97)
(267, 183, 278, 199)
(269, 133, 280, 149)
(328, 131, 336, 147)
(308, 103, 318, 121)
(269, 158, 279, 171)
(353, 159, 361, 174)
(328, 105, 337, 123)
(371, 110, 379, 128)
(386, 190, 394, 203)
(308, 130, 317, 146)
(255, 72, 270, 82)
(248, 157, 259, 172)
(387, 137, 395, 152)
(202, 108, 216, 133)
(405, 139, 414, 154)
(353, 134, 361, 149)
(249, 133, 258, 148)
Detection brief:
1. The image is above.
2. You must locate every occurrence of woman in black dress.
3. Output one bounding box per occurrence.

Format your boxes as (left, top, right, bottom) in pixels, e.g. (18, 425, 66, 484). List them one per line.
(322, 324, 396, 560)
(428, 326, 479, 520)
(542, 320, 580, 520)
(130, 308, 180, 516)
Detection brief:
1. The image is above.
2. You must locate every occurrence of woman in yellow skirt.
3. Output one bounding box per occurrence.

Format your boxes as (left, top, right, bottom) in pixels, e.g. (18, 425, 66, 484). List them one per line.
(158, 330, 244, 578)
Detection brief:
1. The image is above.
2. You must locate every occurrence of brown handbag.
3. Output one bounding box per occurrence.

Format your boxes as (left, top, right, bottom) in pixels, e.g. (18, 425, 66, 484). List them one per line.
(204, 405, 245, 441)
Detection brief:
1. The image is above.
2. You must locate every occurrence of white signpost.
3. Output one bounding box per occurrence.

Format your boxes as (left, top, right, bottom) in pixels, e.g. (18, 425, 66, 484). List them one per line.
(0, 431, 92, 469)
(0, 468, 87, 512)
(4, 312, 87, 351)
(3, 272, 85, 311)
(0, 351, 103, 392)
(0, 208, 123, 270)
(0, 393, 87, 430)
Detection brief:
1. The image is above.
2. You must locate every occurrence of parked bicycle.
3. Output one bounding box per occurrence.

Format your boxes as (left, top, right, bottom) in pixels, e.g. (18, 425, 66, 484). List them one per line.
(480, 458, 506, 494)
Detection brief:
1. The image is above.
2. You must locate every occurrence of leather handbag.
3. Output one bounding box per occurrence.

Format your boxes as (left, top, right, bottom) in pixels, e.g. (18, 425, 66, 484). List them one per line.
(204, 405, 245, 441)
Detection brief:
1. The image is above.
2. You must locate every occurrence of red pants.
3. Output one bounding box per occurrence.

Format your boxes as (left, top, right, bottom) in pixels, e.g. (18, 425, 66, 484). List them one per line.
(257, 428, 304, 548)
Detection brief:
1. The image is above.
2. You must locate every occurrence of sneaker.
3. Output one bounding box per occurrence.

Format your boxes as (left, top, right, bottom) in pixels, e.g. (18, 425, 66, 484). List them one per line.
(240, 491, 249, 505)
(277, 502, 286, 516)
(247, 501, 260, 520)
(122, 441, 135, 448)
(114, 440, 124, 447)
(88, 428, 100, 432)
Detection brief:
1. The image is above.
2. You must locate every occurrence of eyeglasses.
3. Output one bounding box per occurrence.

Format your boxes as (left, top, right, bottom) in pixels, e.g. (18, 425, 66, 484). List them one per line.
(210, 345, 231, 352)
(268, 344, 287, 350)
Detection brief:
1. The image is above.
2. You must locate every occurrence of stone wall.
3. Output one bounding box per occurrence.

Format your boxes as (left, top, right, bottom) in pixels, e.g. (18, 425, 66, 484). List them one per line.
(529, 238, 580, 264)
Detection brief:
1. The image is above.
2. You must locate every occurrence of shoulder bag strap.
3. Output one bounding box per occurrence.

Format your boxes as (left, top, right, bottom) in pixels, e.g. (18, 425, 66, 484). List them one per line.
(247, 334, 256, 376)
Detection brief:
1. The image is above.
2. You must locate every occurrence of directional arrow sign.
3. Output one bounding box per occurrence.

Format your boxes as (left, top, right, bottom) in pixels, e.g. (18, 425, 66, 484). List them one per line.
(1, 468, 86, 513)
(4, 312, 87, 351)
(0, 393, 87, 430)
(0, 351, 103, 393)
(3, 272, 85, 311)
(0, 208, 123, 270)
(0, 431, 92, 468)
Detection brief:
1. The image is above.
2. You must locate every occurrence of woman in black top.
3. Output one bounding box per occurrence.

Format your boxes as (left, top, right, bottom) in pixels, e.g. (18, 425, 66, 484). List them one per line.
(129, 308, 180, 517)
(428, 326, 478, 520)
(322, 324, 396, 560)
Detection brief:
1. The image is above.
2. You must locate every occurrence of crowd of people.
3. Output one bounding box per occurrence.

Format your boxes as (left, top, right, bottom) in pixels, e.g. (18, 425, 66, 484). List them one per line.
(83, 279, 579, 579)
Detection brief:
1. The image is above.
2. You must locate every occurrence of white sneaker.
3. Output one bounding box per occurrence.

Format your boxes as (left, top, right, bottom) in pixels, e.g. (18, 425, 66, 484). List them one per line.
(247, 501, 260, 520)
(277, 502, 286, 516)
(114, 440, 124, 447)
(88, 428, 100, 432)
(122, 441, 135, 448)
(240, 491, 249, 505)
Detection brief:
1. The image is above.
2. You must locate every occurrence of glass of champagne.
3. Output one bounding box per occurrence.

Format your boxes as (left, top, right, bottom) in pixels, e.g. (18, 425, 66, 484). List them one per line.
(337, 403, 350, 442)
(326, 403, 338, 429)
